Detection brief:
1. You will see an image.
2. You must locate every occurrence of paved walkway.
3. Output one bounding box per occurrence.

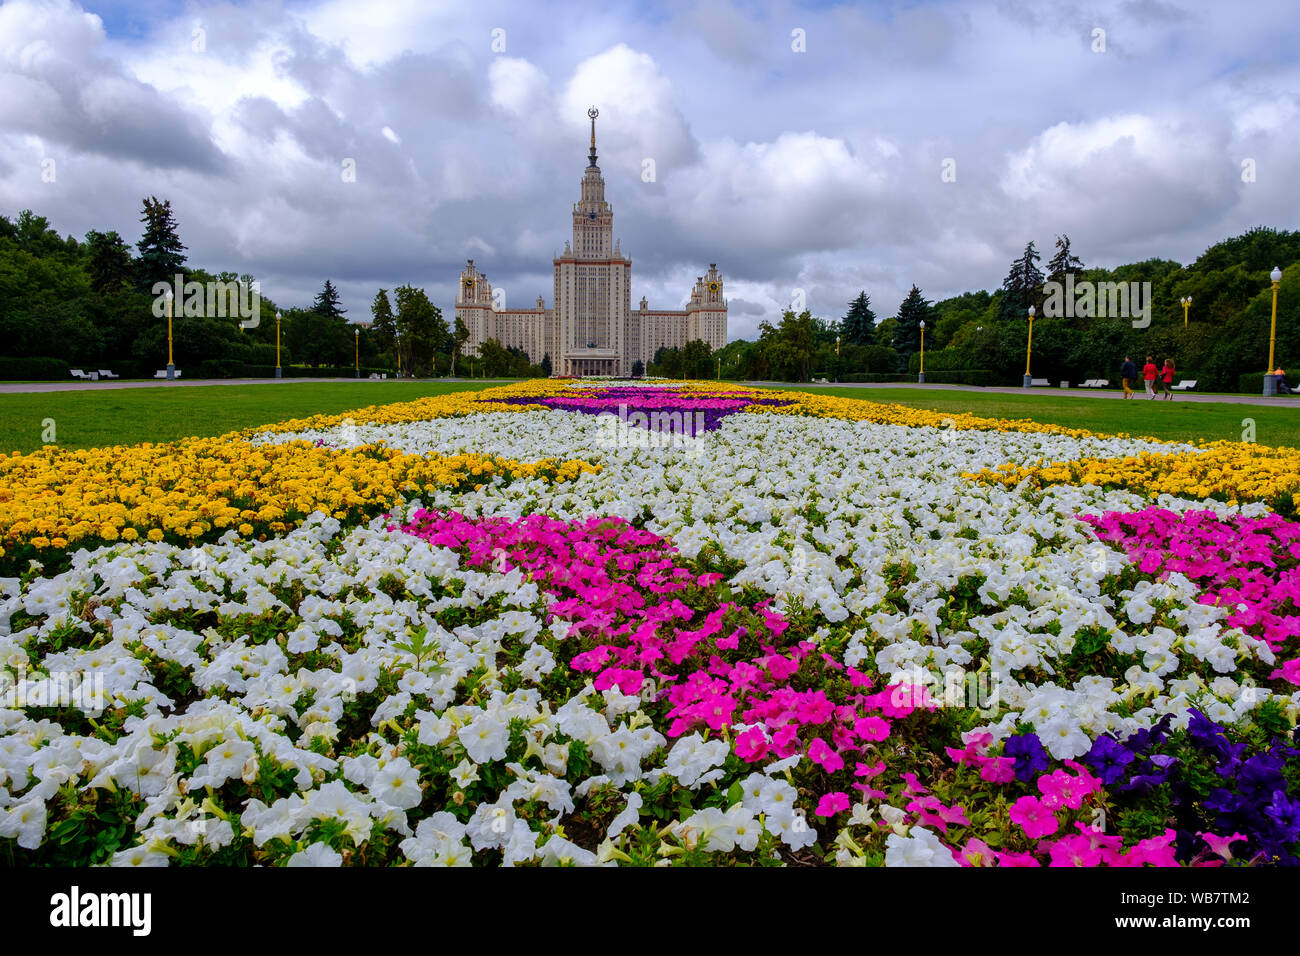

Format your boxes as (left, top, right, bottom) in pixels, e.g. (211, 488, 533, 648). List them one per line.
(0, 378, 513, 394)
(760, 381, 1300, 408)
(2, 376, 1296, 408)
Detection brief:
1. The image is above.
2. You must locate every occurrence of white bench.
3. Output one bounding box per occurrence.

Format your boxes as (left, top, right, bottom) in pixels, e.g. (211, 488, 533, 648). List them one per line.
(1080, 379, 1110, 388)
(1170, 379, 1198, 391)
(71, 369, 98, 381)
(97, 369, 118, 380)
(154, 370, 182, 379)
(1030, 378, 1050, 387)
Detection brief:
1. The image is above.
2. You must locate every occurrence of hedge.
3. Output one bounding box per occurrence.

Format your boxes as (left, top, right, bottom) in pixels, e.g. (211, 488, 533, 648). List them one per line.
(838, 373, 913, 383)
(920, 369, 1000, 387)
(238, 365, 392, 378)
(0, 356, 71, 380)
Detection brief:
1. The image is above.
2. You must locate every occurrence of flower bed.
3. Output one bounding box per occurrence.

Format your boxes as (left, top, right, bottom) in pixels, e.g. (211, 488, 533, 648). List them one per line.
(1, 380, 1296, 866)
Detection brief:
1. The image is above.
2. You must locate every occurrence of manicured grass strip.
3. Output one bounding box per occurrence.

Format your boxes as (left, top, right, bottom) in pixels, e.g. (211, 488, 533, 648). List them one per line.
(0, 382, 499, 453)
(764, 386, 1300, 448)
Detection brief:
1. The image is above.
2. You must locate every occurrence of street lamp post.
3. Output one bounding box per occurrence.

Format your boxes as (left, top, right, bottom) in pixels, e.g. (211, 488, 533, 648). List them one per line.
(1265, 266, 1283, 396)
(354, 327, 360, 378)
(917, 321, 926, 383)
(164, 290, 175, 380)
(1180, 296, 1192, 327)
(275, 312, 282, 378)
(1023, 306, 1035, 388)
(717, 356, 721, 381)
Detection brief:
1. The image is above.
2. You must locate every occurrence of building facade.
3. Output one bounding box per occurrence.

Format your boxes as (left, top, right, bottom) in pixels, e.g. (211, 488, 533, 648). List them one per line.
(455, 108, 727, 377)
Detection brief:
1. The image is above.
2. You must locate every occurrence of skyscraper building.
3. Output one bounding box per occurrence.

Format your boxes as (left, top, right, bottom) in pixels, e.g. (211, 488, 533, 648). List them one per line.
(455, 108, 727, 376)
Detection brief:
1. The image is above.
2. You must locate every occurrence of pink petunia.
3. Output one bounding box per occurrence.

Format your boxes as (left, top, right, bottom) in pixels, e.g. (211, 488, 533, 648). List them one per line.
(815, 792, 851, 817)
(734, 726, 770, 762)
(808, 737, 845, 772)
(1199, 831, 1247, 861)
(854, 715, 891, 742)
(1046, 834, 1104, 867)
(978, 756, 1017, 784)
(1008, 795, 1059, 839)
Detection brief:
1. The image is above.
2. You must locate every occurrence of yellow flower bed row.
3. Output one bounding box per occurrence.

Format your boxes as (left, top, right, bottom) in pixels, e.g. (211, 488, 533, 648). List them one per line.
(0, 436, 597, 561)
(963, 440, 1300, 508)
(249, 381, 578, 435)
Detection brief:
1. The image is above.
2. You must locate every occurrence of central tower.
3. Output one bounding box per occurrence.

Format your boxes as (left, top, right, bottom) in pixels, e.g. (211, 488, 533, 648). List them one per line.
(554, 106, 629, 375)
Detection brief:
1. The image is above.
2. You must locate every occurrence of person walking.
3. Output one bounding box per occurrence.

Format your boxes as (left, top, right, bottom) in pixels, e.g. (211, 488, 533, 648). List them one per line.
(1160, 358, 1176, 400)
(1120, 356, 1137, 399)
(1276, 368, 1296, 395)
(1142, 355, 1158, 399)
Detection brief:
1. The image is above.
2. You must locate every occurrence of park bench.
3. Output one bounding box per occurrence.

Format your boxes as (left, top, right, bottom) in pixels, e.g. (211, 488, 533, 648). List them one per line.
(1079, 379, 1110, 388)
(97, 369, 118, 379)
(1030, 378, 1050, 387)
(70, 369, 98, 381)
(1170, 379, 1198, 391)
(154, 370, 182, 379)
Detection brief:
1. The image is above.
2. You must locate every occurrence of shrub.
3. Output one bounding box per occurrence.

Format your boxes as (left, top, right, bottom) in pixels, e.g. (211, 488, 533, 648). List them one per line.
(0, 356, 71, 380)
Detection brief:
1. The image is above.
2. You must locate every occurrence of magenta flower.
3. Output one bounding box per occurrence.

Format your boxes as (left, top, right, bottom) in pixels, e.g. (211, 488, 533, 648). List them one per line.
(815, 792, 851, 817)
(1198, 831, 1247, 861)
(1008, 795, 1059, 839)
(1046, 834, 1104, 867)
(808, 737, 845, 772)
(734, 726, 770, 762)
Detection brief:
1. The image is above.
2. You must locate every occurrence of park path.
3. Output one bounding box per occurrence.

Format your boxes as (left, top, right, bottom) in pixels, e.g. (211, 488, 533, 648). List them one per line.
(1, 377, 1296, 408)
(751, 380, 1300, 408)
(0, 378, 512, 394)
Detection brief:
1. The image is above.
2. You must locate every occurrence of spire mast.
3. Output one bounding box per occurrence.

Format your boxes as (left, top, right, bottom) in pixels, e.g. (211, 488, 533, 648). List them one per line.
(587, 106, 598, 166)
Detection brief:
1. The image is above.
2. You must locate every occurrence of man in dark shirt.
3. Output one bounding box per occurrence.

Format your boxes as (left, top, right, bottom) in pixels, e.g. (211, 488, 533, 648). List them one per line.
(1120, 357, 1137, 399)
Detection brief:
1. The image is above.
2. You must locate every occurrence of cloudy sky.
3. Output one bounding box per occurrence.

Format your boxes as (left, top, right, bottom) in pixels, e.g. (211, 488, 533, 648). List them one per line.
(3, 0, 1298, 339)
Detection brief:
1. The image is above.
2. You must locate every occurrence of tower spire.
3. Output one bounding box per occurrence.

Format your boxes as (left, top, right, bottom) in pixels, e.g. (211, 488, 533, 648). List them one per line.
(587, 106, 598, 166)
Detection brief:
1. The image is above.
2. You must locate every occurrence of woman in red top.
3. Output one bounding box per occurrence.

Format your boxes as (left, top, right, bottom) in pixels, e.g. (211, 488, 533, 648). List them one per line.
(1142, 356, 1158, 398)
(1160, 358, 1175, 400)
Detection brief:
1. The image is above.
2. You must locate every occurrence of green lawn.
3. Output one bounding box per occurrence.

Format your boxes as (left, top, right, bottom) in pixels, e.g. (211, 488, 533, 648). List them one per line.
(767, 386, 1300, 448)
(0, 381, 498, 453)
(5, 379, 1295, 455)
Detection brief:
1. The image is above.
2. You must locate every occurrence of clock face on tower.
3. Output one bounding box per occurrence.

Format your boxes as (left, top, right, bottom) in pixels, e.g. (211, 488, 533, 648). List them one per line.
(588, 211, 596, 221)
(708, 281, 719, 293)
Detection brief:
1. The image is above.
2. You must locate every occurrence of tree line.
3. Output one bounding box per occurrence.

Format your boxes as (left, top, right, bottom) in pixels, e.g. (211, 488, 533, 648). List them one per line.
(653, 228, 1299, 391)
(3, 200, 1295, 391)
(0, 199, 551, 379)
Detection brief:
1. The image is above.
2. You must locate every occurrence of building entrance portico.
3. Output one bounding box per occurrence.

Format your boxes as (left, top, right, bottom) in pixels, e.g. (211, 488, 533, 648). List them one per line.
(564, 349, 620, 377)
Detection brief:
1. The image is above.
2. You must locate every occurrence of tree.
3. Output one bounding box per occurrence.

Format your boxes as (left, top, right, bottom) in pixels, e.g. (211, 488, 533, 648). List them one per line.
(450, 316, 469, 376)
(842, 291, 876, 345)
(136, 197, 186, 291)
(370, 289, 396, 357)
(629, 358, 643, 378)
(894, 285, 937, 360)
(681, 339, 713, 379)
(85, 230, 134, 296)
(394, 284, 447, 376)
(997, 241, 1044, 322)
(312, 279, 347, 318)
(542, 353, 554, 376)
(477, 338, 514, 377)
(1047, 234, 1084, 285)
(758, 311, 815, 381)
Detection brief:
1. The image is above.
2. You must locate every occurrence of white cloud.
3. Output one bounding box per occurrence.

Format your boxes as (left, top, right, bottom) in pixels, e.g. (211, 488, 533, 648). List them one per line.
(1, 0, 1298, 339)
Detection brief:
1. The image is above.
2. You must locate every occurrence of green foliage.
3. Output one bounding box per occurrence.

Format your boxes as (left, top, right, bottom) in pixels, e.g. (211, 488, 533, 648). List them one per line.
(135, 196, 187, 292)
(842, 291, 876, 345)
